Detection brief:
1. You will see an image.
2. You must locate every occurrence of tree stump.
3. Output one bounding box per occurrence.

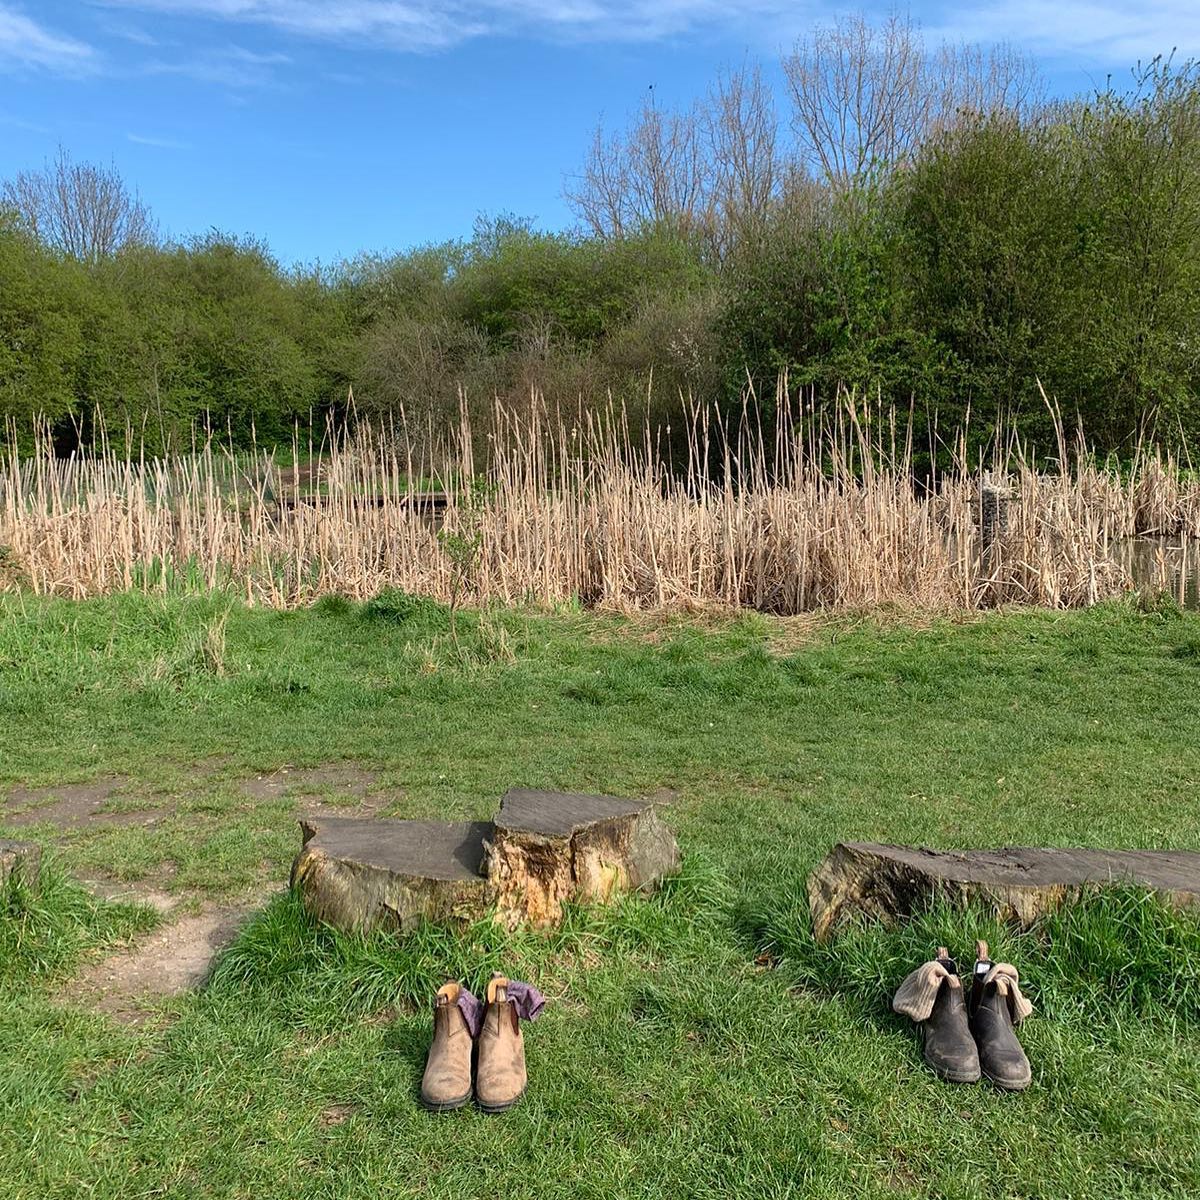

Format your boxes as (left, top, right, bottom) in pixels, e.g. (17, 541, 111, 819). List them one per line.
(808, 842, 1200, 941)
(291, 817, 493, 934)
(0, 839, 42, 894)
(483, 789, 681, 928)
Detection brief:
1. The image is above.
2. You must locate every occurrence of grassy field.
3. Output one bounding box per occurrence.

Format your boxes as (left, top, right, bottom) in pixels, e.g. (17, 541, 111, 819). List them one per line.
(2, 591, 1200, 1198)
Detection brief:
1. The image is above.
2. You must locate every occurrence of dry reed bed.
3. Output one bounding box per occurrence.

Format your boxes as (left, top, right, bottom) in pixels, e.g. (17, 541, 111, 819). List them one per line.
(1, 403, 1197, 612)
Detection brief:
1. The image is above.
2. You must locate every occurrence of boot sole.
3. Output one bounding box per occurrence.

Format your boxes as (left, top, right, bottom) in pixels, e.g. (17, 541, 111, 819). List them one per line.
(420, 1091, 472, 1113)
(982, 1069, 1031, 1092)
(477, 1087, 526, 1115)
(929, 1064, 981, 1085)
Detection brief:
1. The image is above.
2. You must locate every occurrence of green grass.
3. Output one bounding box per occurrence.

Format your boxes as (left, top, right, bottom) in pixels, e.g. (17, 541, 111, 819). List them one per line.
(1, 591, 1199, 1197)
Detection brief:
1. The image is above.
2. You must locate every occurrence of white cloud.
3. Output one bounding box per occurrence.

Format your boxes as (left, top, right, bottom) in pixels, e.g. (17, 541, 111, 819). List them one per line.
(127, 131, 191, 147)
(86, 1, 1200, 63)
(98, 0, 789, 50)
(922, 3, 1200, 64)
(145, 43, 291, 87)
(0, 4, 97, 72)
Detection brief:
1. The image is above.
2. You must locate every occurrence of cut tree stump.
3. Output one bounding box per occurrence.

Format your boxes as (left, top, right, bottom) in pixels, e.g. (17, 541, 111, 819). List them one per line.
(0, 839, 42, 893)
(808, 842, 1200, 941)
(483, 788, 681, 928)
(291, 817, 493, 934)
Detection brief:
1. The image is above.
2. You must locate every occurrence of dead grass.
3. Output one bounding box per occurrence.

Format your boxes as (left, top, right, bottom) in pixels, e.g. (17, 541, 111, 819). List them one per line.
(3, 394, 1197, 612)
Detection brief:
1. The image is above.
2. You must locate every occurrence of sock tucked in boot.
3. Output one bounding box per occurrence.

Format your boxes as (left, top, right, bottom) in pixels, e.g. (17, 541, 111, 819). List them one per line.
(420, 982, 474, 1112)
(893, 947, 981, 1084)
(475, 974, 527, 1114)
(968, 940, 1033, 1092)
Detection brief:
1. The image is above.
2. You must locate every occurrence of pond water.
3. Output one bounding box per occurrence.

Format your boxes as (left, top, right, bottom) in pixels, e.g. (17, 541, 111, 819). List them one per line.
(1115, 538, 1200, 610)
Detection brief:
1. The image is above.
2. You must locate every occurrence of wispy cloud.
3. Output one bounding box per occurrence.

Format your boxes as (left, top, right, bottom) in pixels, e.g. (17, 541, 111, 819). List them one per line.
(95, 0, 1200, 61)
(97, 1, 788, 51)
(0, 4, 97, 73)
(127, 131, 191, 148)
(924, 3, 1200, 63)
(145, 43, 291, 87)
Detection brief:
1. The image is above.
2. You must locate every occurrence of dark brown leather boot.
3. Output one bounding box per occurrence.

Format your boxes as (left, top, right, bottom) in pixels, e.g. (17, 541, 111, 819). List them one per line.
(475, 974, 527, 1114)
(893, 947, 981, 1084)
(969, 941, 1032, 1091)
(420, 982, 473, 1112)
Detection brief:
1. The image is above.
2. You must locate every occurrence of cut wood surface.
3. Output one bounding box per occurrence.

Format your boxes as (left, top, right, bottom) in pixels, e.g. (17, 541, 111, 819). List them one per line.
(0, 839, 42, 893)
(291, 817, 493, 933)
(289, 790, 681, 934)
(808, 842, 1200, 940)
(485, 788, 680, 928)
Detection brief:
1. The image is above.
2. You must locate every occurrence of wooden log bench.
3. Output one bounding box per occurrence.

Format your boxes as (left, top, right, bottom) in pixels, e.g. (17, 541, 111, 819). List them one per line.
(290, 789, 680, 934)
(808, 842, 1200, 941)
(484, 788, 681, 928)
(290, 817, 493, 933)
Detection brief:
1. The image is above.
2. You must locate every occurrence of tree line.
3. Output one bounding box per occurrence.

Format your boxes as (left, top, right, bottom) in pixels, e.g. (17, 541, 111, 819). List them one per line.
(3, 14, 1200, 455)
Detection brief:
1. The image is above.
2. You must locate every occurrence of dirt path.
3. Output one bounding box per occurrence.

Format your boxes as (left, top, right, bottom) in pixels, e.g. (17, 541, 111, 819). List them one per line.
(69, 889, 282, 1023)
(5, 763, 397, 1023)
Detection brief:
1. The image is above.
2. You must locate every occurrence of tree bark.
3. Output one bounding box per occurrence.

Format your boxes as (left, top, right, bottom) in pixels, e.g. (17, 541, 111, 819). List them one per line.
(808, 842, 1200, 941)
(484, 789, 680, 928)
(291, 817, 493, 934)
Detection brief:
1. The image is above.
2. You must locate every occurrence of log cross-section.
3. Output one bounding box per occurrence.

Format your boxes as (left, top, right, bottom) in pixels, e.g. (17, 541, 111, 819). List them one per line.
(291, 817, 493, 934)
(808, 842, 1200, 941)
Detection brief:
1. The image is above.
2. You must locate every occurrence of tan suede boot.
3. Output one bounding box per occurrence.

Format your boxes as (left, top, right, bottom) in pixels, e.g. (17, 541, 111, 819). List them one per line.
(420, 982, 473, 1112)
(475, 974, 527, 1114)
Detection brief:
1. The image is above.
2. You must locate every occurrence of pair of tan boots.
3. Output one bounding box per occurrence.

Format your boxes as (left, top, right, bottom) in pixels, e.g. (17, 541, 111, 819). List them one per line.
(421, 976, 527, 1114)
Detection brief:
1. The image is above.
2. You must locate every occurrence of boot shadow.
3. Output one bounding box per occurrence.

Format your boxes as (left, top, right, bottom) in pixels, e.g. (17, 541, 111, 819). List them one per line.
(382, 1017, 432, 1102)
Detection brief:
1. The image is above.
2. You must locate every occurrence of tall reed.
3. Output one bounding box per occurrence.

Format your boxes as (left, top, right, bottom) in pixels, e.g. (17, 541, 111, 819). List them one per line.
(2, 397, 1196, 612)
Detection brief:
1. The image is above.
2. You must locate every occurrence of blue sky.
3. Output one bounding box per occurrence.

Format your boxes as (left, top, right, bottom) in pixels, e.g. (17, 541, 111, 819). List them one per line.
(2, 2, 1198, 266)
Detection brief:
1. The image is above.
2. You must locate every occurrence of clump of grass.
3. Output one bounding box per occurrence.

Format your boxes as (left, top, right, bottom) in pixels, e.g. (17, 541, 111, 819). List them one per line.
(742, 884, 1200, 1029)
(139, 608, 230, 686)
(1133, 589, 1185, 620)
(2, 861, 159, 984)
(208, 854, 728, 1028)
(361, 589, 451, 633)
(310, 593, 354, 617)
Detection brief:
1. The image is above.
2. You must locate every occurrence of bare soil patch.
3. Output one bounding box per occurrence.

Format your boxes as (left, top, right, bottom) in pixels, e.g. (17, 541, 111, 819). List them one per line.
(239, 763, 392, 815)
(68, 888, 281, 1023)
(1, 777, 170, 831)
(318, 1104, 357, 1128)
(76, 876, 178, 914)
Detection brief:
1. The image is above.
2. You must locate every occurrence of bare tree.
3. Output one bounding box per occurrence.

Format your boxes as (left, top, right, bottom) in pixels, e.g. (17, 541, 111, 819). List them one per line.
(565, 123, 632, 239)
(566, 92, 713, 240)
(784, 12, 1043, 189)
(784, 12, 928, 187)
(2, 146, 156, 262)
(705, 62, 782, 253)
(932, 40, 1045, 132)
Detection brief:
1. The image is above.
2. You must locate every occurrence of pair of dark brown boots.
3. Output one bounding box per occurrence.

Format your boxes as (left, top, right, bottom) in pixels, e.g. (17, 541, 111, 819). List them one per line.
(893, 941, 1032, 1091)
(421, 976, 527, 1114)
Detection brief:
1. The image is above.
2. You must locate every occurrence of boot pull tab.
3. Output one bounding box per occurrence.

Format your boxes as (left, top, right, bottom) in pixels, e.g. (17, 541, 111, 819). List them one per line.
(487, 972, 509, 1007)
(971, 940, 993, 1011)
(935, 946, 958, 977)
